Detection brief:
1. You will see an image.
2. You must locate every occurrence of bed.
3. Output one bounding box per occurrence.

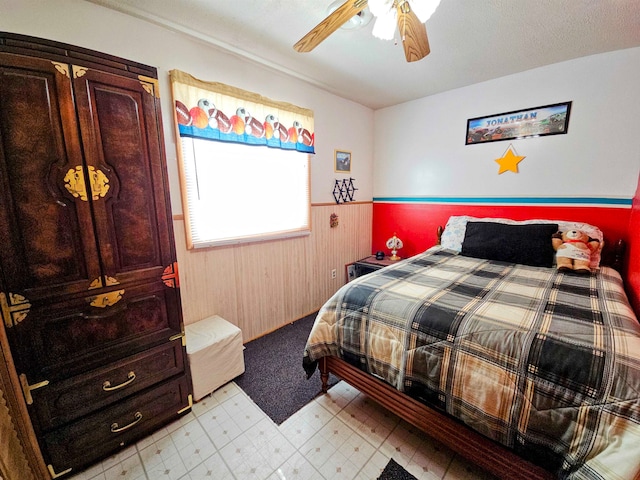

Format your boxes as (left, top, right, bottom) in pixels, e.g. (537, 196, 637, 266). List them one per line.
(303, 217, 640, 480)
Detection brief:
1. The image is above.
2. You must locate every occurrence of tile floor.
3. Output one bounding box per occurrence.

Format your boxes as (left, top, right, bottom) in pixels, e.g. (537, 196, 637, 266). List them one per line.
(69, 381, 497, 480)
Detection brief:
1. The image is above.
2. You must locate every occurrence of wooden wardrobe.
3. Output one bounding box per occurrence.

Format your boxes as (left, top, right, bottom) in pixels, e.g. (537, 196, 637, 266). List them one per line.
(0, 33, 192, 478)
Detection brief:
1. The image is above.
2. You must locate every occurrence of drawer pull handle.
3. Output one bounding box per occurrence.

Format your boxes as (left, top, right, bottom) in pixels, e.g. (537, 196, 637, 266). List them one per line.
(103, 371, 136, 391)
(110, 411, 142, 433)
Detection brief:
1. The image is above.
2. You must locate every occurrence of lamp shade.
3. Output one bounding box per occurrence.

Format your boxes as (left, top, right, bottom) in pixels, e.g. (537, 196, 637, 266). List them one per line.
(410, 0, 442, 23)
(369, 0, 441, 40)
(385, 233, 403, 261)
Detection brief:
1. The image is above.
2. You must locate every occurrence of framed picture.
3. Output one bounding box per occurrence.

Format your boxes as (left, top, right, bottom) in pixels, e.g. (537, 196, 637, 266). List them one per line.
(334, 150, 351, 173)
(345, 263, 356, 282)
(465, 101, 572, 145)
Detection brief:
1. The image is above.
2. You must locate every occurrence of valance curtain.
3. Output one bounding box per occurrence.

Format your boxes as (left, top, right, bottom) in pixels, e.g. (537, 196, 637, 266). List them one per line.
(169, 69, 314, 153)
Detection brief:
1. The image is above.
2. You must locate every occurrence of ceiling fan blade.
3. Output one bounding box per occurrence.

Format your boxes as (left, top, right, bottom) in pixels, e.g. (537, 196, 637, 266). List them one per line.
(396, 2, 430, 62)
(294, 0, 368, 53)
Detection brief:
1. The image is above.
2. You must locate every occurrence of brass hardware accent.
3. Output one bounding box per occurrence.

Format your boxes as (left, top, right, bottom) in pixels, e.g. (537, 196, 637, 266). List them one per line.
(88, 166, 110, 199)
(138, 75, 160, 98)
(64, 165, 110, 201)
(88, 289, 125, 308)
(162, 262, 180, 288)
(139, 82, 154, 97)
(102, 371, 136, 391)
(1, 292, 31, 328)
(72, 65, 88, 79)
(110, 411, 142, 433)
(51, 62, 70, 78)
(47, 464, 72, 479)
(19, 374, 49, 405)
(169, 332, 186, 346)
(64, 166, 88, 201)
(89, 276, 120, 290)
(177, 394, 193, 415)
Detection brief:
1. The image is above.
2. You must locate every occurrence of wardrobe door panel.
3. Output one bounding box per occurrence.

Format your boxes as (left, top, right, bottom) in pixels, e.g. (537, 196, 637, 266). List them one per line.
(72, 70, 174, 286)
(0, 54, 101, 301)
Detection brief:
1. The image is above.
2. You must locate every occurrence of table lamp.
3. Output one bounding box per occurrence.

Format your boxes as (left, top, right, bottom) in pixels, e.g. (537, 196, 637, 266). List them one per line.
(385, 233, 403, 261)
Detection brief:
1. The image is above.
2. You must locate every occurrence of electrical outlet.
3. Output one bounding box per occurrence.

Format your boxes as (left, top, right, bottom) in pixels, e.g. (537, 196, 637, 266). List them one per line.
(331, 269, 337, 279)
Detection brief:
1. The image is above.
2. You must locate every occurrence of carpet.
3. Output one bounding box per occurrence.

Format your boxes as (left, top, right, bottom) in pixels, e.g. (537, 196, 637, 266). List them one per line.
(235, 311, 338, 424)
(378, 459, 418, 480)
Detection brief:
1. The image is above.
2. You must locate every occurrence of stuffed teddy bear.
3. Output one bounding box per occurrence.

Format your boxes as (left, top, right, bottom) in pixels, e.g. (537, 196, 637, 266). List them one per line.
(552, 230, 600, 273)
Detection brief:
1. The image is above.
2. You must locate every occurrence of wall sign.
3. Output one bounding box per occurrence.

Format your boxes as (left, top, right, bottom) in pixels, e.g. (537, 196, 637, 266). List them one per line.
(466, 101, 572, 145)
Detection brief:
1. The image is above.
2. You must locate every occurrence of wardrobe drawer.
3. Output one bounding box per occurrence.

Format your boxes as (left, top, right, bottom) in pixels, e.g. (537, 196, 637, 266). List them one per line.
(30, 340, 186, 432)
(8, 280, 184, 382)
(42, 374, 191, 477)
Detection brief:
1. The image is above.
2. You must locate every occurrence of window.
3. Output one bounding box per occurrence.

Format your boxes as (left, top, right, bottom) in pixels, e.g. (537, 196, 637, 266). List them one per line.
(180, 137, 310, 248)
(170, 69, 315, 249)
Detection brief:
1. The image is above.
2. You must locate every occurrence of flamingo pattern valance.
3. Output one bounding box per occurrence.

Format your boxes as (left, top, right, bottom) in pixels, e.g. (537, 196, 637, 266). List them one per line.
(170, 70, 314, 153)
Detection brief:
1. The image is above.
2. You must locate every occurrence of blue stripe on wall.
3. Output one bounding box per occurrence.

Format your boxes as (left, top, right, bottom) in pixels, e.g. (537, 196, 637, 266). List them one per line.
(373, 197, 632, 206)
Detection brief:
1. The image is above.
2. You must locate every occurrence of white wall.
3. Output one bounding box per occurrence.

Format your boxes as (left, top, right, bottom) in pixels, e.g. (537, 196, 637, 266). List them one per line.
(3, 0, 638, 208)
(373, 47, 640, 199)
(0, 0, 374, 210)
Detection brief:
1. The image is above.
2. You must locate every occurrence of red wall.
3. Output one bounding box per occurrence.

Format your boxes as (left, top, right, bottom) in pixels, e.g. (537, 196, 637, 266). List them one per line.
(626, 176, 640, 315)
(372, 203, 630, 257)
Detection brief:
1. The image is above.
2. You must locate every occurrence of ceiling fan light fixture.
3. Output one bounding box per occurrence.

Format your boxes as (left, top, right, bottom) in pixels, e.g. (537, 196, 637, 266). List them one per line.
(293, 0, 432, 62)
(327, 0, 373, 30)
(409, 0, 442, 23)
(368, 0, 394, 17)
(372, 9, 398, 40)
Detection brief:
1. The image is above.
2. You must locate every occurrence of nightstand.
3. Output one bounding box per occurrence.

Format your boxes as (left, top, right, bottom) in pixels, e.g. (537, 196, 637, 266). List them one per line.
(353, 255, 398, 278)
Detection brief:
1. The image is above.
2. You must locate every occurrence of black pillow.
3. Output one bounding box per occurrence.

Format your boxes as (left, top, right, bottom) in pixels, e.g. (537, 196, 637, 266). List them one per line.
(461, 222, 558, 267)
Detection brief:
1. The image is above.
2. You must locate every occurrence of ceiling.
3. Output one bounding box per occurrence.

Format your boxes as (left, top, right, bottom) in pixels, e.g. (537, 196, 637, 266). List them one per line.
(86, 0, 640, 110)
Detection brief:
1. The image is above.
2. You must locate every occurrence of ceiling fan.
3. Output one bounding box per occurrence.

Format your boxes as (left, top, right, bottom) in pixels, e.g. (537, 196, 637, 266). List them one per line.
(294, 0, 440, 63)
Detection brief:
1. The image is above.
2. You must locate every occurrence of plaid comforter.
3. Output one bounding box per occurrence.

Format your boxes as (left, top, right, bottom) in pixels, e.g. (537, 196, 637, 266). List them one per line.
(303, 247, 640, 480)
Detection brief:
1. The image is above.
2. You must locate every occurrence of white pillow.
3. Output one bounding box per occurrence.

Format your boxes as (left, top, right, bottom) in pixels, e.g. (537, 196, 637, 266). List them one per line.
(440, 215, 604, 269)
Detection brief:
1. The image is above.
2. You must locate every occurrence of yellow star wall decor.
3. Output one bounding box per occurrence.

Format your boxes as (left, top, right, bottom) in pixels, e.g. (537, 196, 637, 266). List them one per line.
(495, 144, 525, 174)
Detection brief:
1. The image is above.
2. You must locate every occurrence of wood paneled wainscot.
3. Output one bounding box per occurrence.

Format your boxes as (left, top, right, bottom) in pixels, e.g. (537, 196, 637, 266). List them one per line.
(0, 32, 191, 478)
(174, 202, 373, 340)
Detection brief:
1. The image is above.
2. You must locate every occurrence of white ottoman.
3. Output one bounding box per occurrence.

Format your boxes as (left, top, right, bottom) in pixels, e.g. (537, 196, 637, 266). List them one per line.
(185, 315, 245, 401)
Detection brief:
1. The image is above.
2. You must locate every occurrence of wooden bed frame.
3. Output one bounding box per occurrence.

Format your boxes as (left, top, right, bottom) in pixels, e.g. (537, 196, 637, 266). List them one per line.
(319, 356, 553, 480)
(317, 234, 628, 480)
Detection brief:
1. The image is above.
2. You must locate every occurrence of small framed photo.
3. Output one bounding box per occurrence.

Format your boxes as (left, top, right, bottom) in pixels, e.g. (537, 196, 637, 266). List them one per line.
(345, 263, 356, 282)
(334, 150, 351, 173)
